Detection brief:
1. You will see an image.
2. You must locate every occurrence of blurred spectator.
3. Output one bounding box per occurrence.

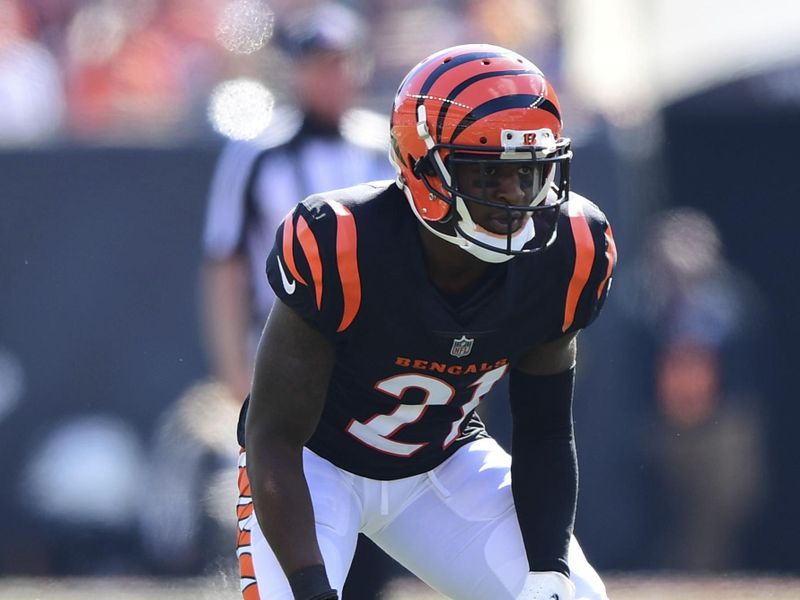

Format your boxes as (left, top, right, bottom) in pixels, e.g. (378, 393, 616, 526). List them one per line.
(2, 0, 574, 145)
(626, 207, 768, 571)
(463, 0, 562, 78)
(366, 0, 469, 97)
(62, 0, 223, 141)
(0, 0, 64, 145)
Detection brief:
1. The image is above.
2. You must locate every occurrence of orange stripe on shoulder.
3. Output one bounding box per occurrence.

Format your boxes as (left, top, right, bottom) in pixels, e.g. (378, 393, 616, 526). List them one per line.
(296, 215, 323, 309)
(596, 223, 617, 299)
(562, 200, 595, 332)
(281, 212, 307, 285)
(323, 199, 362, 332)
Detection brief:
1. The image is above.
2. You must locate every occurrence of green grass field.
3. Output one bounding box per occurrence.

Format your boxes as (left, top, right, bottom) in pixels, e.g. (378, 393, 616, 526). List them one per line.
(1, 575, 798, 600)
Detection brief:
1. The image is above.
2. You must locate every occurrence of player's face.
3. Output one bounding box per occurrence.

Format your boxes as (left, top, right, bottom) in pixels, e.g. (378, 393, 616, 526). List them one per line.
(452, 161, 539, 235)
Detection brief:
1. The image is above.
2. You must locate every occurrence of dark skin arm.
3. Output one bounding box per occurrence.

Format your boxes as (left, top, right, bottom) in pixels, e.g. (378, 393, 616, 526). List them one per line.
(244, 298, 336, 576)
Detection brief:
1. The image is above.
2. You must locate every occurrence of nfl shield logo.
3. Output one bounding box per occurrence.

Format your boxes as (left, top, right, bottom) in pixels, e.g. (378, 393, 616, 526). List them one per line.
(450, 335, 474, 358)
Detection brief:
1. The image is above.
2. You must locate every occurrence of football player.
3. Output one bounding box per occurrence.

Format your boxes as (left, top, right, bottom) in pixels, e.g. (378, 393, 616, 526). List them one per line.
(236, 44, 616, 600)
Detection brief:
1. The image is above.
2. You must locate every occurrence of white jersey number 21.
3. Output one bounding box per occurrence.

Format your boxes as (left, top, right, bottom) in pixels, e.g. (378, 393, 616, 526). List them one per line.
(346, 365, 507, 457)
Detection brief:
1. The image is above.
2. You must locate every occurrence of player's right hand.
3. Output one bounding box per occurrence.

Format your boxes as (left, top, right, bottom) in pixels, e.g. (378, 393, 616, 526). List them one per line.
(515, 571, 576, 600)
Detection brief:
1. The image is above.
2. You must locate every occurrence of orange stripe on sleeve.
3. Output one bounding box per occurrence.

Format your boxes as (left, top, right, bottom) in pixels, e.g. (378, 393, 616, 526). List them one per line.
(324, 199, 362, 332)
(296, 215, 323, 309)
(596, 224, 617, 299)
(281, 212, 307, 285)
(562, 201, 595, 332)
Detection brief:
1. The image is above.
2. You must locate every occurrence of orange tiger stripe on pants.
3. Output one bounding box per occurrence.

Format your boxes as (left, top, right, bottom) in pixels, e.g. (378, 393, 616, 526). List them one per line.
(237, 449, 260, 600)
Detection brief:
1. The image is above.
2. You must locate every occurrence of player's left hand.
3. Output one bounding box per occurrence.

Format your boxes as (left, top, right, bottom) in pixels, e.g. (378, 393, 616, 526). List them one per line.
(516, 571, 576, 600)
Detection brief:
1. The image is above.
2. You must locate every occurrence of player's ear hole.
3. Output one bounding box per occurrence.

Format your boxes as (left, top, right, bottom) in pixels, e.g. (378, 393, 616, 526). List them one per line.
(412, 155, 436, 178)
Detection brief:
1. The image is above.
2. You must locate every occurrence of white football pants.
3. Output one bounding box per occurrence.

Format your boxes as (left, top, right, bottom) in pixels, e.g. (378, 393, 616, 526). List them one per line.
(236, 437, 608, 600)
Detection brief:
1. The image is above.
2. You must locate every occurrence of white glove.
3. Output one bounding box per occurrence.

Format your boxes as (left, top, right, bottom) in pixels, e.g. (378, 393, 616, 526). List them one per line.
(515, 571, 576, 600)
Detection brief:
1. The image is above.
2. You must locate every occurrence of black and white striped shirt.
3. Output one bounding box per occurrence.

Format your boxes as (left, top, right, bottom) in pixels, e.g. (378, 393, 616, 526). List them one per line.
(203, 106, 395, 343)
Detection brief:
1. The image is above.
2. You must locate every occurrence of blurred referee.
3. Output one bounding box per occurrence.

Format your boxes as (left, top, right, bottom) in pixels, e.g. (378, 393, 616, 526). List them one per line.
(200, 3, 397, 597)
(202, 3, 392, 403)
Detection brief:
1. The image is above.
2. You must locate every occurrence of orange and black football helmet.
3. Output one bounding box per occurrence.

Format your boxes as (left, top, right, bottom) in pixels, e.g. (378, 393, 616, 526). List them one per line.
(390, 44, 571, 263)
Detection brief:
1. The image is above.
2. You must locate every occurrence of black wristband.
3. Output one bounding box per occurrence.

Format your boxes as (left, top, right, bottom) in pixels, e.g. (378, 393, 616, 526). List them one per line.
(287, 564, 337, 600)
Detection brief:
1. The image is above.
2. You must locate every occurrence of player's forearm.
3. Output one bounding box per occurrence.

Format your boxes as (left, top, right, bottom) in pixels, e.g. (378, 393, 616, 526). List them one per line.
(247, 438, 325, 574)
(509, 366, 578, 576)
(510, 433, 577, 575)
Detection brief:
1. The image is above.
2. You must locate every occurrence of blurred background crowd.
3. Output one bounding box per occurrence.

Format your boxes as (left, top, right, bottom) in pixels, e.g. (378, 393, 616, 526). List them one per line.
(0, 0, 568, 145)
(2, 0, 800, 594)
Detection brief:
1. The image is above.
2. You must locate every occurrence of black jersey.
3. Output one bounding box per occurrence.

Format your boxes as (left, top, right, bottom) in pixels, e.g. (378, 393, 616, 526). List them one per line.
(247, 181, 616, 480)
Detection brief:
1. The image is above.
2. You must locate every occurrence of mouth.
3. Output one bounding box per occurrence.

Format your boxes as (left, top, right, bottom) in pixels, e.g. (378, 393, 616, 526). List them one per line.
(485, 212, 525, 234)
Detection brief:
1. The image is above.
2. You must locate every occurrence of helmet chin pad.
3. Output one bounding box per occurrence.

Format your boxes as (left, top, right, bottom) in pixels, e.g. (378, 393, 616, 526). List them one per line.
(403, 184, 561, 264)
(456, 212, 536, 263)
